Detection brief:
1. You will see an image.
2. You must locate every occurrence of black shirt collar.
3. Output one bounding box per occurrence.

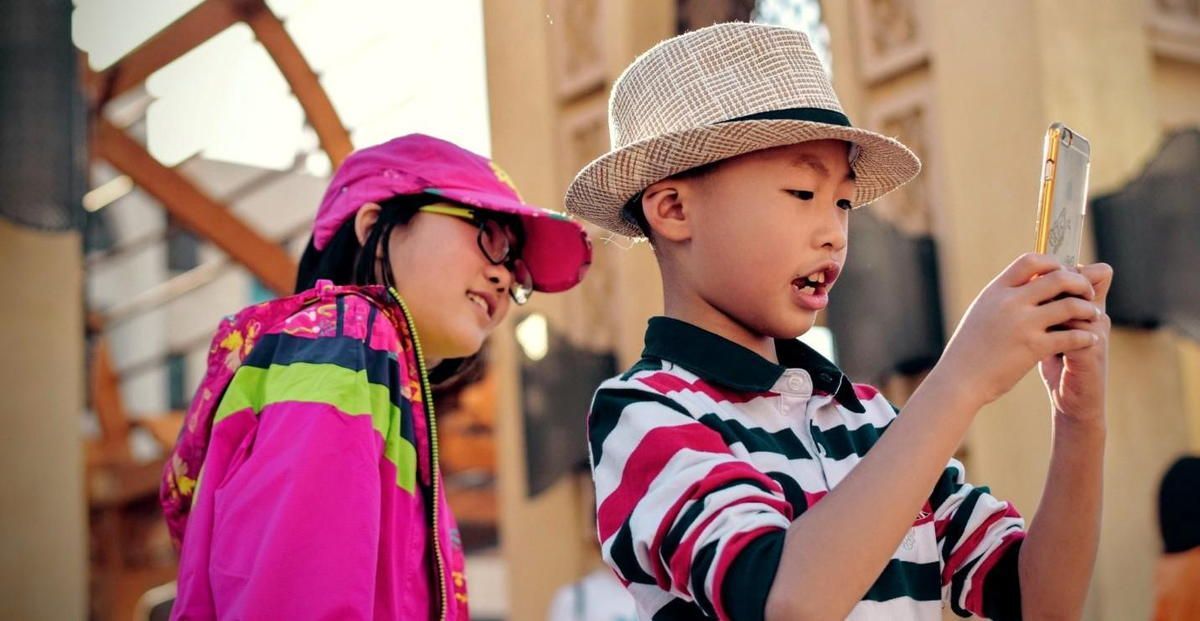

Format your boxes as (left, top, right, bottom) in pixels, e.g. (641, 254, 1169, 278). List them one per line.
(641, 316, 866, 413)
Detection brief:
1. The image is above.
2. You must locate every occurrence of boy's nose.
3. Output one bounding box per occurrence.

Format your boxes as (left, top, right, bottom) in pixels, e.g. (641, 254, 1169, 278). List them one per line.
(815, 211, 848, 252)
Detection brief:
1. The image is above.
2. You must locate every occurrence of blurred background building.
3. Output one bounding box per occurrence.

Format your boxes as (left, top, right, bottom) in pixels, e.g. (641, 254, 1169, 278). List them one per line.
(1, 0, 1197, 619)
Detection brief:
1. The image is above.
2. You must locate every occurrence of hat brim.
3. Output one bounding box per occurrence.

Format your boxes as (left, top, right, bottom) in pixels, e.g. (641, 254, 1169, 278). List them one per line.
(429, 188, 592, 293)
(565, 119, 922, 238)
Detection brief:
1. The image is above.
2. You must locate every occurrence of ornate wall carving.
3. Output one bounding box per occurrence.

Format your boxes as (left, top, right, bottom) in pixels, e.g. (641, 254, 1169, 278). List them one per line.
(1149, 0, 1200, 63)
(548, 0, 607, 100)
(851, 0, 928, 83)
(866, 85, 938, 238)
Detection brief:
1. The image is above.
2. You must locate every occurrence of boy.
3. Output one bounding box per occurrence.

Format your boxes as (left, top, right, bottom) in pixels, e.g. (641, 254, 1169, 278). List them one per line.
(565, 23, 1112, 621)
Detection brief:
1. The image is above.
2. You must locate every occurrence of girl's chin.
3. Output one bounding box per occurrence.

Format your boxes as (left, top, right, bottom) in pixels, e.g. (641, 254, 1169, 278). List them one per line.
(429, 330, 488, 362)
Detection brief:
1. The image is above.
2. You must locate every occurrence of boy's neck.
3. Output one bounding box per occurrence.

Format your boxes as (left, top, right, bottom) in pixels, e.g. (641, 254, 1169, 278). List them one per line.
(662, 288, 778, 365)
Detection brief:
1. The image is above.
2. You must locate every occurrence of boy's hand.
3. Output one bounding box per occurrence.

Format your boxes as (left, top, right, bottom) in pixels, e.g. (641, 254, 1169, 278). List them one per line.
(1039, 262, 1113, 426)
(934, 253, 1102, 409)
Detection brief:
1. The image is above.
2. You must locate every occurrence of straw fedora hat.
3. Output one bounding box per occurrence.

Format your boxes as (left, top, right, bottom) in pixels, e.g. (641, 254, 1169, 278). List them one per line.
(565, 22, 922, 238)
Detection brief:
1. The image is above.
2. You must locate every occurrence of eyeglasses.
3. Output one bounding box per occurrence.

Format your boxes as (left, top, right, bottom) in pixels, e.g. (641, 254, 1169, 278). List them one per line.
(418, 203, 534, 305)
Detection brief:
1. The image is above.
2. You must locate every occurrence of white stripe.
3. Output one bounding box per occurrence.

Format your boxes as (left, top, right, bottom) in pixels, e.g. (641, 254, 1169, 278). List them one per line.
(641, 364, 793, 432)
(592, 397, 696, 500)
(741, 449, 831, 492)
(846, 596, 943, 621)
(626, 582, 677, 620)
(809, 392, 898, 431)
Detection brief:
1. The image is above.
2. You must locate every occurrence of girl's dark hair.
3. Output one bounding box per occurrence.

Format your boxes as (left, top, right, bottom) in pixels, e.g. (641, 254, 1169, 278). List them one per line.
(296, 193, 486, 393)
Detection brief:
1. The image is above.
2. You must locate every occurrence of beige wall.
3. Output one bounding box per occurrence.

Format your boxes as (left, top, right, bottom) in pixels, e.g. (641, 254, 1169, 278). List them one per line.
(483, 1, 672, 619)
(828, 1, 1199, 618)
(0, 219, 88, 620)
(1154, 56, 1200, 130)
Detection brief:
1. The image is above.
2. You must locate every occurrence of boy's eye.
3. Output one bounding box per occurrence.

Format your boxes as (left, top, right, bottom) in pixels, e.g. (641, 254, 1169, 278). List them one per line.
(836, 199, 853, 210)
(788, 190, 814, 200)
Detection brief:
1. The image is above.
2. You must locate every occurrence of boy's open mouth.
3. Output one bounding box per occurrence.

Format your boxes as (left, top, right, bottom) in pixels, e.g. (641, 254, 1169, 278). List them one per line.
(792, 264, 841, 296)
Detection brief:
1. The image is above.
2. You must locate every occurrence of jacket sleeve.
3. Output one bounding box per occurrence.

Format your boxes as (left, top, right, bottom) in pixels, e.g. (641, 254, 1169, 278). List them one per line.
(200, 331, 398, 620)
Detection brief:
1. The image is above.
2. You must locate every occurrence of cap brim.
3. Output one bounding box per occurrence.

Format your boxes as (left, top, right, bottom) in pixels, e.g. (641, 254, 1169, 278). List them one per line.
(565, 119, 922, 238)
(429, 188, 592, 293)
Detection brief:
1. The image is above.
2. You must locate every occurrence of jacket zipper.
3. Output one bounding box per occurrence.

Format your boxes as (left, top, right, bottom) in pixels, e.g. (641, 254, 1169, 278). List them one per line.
(389, 288, 448, 621)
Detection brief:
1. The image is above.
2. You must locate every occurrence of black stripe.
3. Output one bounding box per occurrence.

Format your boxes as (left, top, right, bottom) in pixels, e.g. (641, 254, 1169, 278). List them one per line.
(929, 465, 964, 513)
(661, 501, 708, 570)
(335, 295, 345, 336)
(721, 529, 785, 621)
(588, 387, 692, 467)
(697, 413, 813, 460)
(651, 599, 707, 620)
(982, 538, 1024, 621)
(723, 107, 852, 127)
(941, 487, 988, 568)
(767, 471, 808, 516)
(949, 553, 982, 616)
(610, 520, 657, 586)
(659, 478, 775, 564)
(240, 331, 404, 411)
(862, 559, 942, 603)
(808, 420, 891, 461)
(364, 305, 379, 344)
(621, 357, 665, 381)
(690, 540, 720, 617)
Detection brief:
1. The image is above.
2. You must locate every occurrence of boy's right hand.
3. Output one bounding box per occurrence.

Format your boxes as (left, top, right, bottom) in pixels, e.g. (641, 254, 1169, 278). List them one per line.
(934, 253, 1101, 409)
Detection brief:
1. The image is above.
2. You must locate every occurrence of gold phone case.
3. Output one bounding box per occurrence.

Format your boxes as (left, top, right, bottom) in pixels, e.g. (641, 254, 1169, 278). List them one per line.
(1035, 122, 1092, 266)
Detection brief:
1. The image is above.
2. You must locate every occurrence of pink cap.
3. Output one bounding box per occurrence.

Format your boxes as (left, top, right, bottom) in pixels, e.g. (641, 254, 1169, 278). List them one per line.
(313, 134, 592, 293)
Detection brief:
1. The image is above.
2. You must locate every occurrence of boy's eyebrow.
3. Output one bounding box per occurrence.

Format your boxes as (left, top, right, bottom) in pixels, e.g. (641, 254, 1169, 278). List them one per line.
(791, 154, 856, 182)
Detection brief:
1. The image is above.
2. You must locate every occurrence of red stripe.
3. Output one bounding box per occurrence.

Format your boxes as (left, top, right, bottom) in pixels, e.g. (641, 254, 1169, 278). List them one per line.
(596, 423, 730, 542)
(667, 503, 727, 596)
(966, 531, 1026, 615)
(914, 501, 935, 526)
(852, 383, 880, 400)
(667, 495, 787, 598)
(638, 372, 778, 404)
(942, 502, 1022, 584)
(934, 517, 950, 540)
(649, 461, 789, 579)
(804, 489, 827, 509)
(711, 525, 786, 621)
(662, 470, 790, 594)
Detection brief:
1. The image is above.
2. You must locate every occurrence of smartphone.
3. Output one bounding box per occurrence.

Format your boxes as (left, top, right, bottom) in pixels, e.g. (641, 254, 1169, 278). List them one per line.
(1035, 122, 1091, 267)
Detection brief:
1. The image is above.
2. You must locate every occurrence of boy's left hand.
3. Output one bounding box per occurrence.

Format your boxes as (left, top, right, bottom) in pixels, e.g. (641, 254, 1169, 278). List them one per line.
(1039, 262, 1114, 425)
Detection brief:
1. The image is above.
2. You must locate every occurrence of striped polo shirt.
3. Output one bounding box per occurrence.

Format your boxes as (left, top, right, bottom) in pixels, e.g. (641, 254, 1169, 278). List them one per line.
(587, 317, 1025, 621)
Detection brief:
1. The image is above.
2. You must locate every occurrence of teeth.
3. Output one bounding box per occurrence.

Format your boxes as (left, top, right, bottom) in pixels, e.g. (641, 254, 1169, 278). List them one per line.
(467, 293, 488, 314)
(795, 283, 816, 295)
(813, 271, 825, 284)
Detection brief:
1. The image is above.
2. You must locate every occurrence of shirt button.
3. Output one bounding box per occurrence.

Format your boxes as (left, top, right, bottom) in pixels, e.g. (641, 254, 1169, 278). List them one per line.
(787, 375, 807, 392)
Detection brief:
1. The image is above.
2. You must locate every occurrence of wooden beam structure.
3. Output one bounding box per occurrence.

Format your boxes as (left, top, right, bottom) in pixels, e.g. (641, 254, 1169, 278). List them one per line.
(92, 0, 243, 105)
(94, 119, 296, 295)
(241, 0, 354, 166)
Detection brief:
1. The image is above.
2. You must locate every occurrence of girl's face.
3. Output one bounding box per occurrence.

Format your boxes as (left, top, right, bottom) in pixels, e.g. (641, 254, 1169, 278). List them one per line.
(356, 203, 515, 364)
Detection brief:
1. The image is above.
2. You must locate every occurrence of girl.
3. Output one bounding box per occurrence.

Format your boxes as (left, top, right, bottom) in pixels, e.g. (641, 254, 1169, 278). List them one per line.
(162, 134, 592, 620)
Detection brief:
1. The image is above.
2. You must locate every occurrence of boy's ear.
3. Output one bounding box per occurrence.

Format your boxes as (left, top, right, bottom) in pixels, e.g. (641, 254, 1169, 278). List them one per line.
(353, 202, 383, 246)
(641, 179, 692, 243)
